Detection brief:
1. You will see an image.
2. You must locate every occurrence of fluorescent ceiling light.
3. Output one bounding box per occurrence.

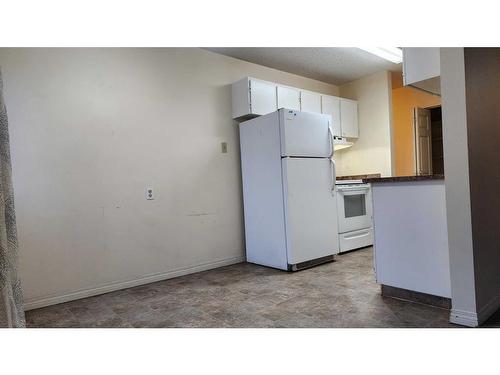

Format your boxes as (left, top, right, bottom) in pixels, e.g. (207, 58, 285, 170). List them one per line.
(358, 47, 402, 64)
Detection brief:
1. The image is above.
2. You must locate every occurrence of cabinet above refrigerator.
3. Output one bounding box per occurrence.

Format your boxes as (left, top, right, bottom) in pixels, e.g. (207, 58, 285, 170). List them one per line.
(231, 77, 359, 144)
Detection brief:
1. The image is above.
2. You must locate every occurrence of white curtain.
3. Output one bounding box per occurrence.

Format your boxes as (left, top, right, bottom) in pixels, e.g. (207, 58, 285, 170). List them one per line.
(0, 68, 25, 328)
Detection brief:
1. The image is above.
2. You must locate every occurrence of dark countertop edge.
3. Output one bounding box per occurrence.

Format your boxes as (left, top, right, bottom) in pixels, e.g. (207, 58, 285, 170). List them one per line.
(337, 174, 381, 180)
(363, 175, 445, 183)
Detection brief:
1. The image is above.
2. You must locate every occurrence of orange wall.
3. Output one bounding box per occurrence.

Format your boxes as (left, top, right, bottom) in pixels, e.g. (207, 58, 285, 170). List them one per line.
(392, 86, 441, 175)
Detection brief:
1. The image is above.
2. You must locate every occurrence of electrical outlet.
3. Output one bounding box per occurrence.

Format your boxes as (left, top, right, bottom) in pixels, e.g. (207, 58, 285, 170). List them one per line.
(221, 142, 228, 154)
(146, 187, 154, 200)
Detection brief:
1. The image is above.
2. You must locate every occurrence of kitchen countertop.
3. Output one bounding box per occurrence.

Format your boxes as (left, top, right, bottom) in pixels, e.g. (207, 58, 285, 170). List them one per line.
(363, 175, 445, 183)
(337, 173, 381, 181)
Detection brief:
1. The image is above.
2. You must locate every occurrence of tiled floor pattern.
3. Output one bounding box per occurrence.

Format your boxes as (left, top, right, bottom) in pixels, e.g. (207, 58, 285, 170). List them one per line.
(25, 248, 500, 328)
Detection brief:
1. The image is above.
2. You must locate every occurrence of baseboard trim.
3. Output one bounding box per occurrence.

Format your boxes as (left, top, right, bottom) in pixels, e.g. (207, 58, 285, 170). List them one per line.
(381, 284, 451, 309)
(23, 255, 245, 311)
(449, 294, 500, 327)
(450, 309, 478, 327)
(477, 293, 500, 325)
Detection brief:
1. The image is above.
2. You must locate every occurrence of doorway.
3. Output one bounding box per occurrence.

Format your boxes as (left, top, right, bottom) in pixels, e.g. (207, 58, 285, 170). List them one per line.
(414, 106, 443, 175)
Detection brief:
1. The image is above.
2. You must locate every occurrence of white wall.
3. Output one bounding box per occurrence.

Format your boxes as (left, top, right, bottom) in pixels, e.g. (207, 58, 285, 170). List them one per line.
(0, 48, 339, 309)
(335, 71, 393, 177)
(440, 48, 477, 326)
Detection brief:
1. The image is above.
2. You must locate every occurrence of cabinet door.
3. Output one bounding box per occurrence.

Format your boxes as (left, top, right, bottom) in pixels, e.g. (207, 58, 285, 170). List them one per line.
(300, 91, 322, 113)
(402, 48, 441, 95)
(277, 85, 300, 111)
(340, 98, 359, 138)
(321, 95, 341, 136)
(249, 79, 277, 116)
(402, 48, 440, 85)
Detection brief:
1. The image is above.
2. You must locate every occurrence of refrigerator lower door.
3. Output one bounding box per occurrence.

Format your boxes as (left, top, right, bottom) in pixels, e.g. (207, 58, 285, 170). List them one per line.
(282, 157, 339, 266)
(279, 109, 333, 158)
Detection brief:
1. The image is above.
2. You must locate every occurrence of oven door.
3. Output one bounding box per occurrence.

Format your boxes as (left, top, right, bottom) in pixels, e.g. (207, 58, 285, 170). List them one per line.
(336, 185, 372, 233)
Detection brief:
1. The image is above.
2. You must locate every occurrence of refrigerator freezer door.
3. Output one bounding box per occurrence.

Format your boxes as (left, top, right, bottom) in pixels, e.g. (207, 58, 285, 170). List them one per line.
(282, 158, 339, 265)
(279, 109, 333, 158)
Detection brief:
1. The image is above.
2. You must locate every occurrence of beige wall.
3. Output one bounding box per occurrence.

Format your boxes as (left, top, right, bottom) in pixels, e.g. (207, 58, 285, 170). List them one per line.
(0, 48, 339, 308)
(392, 86, 441, 176)
(336, 71, 393, 177)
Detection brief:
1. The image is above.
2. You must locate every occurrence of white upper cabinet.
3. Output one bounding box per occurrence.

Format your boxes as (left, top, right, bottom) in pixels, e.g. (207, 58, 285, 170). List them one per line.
(321, 95, 341, 137)
(277, 85, 300, 111)
(232, 77, 358, 139)
(250, 79, 277, 115)
(300, 90, 322, 114)
(403, 47, 440, 84)
(231, 77, 277, 119)
(402, 48, 441, 95)
(340, 98, 358, 138)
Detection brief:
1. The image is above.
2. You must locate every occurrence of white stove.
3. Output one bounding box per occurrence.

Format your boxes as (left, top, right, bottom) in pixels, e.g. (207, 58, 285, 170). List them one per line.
(335, 179, 374, 253)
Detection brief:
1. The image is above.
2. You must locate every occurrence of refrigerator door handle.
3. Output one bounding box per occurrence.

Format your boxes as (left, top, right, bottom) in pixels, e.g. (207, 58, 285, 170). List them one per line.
(328, 122, 334, 159)
(330, 158, 336, 195)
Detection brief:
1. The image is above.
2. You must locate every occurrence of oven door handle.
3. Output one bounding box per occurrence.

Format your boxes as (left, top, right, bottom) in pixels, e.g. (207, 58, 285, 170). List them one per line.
(336, 186, 370, 193)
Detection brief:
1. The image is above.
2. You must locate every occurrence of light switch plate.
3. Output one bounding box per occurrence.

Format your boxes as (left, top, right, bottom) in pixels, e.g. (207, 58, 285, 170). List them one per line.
(221, 142, 228, 153)
(146, 187, 154, 200)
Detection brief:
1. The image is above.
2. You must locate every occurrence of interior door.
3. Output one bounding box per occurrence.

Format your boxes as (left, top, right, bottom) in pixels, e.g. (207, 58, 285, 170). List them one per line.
(277, 85, 300, 111)
(321, 95, 341, 136)
(282, 158, 339, 264)
(250, 79, 277, 115)
(414, 107, 433, 175)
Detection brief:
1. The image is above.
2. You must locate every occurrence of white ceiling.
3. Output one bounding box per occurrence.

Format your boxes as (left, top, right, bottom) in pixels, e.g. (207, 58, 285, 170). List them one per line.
(205, 47, 402, 86)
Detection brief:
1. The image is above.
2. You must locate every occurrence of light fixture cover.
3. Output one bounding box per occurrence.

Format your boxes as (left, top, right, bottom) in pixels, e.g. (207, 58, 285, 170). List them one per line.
(359, 47, 403, 64)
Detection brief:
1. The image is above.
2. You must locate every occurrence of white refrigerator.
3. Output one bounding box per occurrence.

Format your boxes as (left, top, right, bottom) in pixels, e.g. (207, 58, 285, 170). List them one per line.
(239, 108, 339, 271)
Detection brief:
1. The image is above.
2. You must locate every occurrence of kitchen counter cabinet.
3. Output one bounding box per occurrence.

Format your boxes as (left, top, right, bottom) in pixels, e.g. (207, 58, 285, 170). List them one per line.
(370, 177, 451, 299)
